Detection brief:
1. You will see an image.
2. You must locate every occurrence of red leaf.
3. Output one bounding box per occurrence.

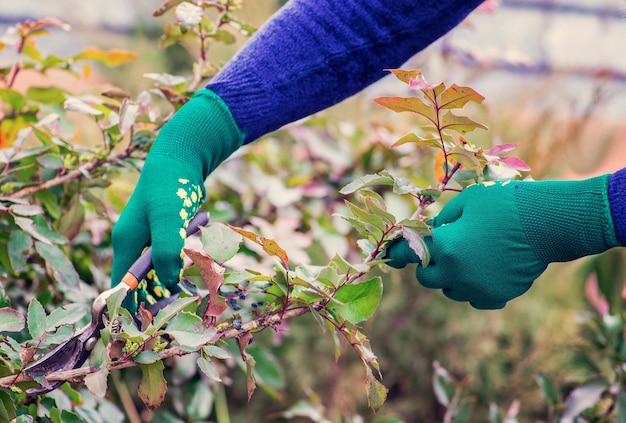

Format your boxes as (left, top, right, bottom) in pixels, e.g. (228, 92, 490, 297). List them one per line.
(236, 332, 256, 401)
(184, 249, 227, 318)
(499, 156, 531, 171)
(487, 143, 518, 156)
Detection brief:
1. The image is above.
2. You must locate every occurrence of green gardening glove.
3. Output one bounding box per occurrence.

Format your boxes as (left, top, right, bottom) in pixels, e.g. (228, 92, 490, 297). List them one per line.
(386, 176, 621, 309)
(111, 89, 243, 312)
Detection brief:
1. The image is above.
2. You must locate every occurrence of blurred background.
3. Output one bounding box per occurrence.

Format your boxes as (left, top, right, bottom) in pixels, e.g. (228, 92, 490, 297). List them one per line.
(2, 0, 626, 422)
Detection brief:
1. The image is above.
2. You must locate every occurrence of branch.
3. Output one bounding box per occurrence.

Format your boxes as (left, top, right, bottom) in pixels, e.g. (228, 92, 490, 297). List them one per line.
(0, 306, 312, 389)
(10, 145, 142, 199)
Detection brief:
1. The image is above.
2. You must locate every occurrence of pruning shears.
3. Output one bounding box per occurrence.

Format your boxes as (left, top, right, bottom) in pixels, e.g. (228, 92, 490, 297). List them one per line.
(23, 212, 210, 396)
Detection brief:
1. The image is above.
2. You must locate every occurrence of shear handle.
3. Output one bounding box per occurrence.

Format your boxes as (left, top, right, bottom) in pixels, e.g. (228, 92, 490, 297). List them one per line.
(120, 211, 210, 290)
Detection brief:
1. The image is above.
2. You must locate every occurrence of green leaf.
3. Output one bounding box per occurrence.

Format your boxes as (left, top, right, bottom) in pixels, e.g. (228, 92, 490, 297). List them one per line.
(165, 312, 215, 349)
(373, 96, 437, 125)
(432, 361, 456, 406)
(185, 380, 214, 420)
(105, 284, 127, 331)
(203, 345, 231, 360)
(440, 111, 488, 134)
(26, 86, 66, 104)
(10, 203, 43, 216)
(46, 303, 87, 329)
(8, 230, 32, 274)
(0, 307, 25, 332)
(341, 216, 371, 239)
(134, 351, 162, 364)
(561, 380, 606, 419)
(3, 336, 23, 365)
(247, 343, 285, 393)
(43, 324, 73, 346)
(27, 298, 47, 339)
(14, 217, 53, 245)
(488, 403, 503, 423)
(64, 97, 104, 116)
(213, 30, 235, 44)
(34, 241, 80, 289)
(56, 195, 85, 241)
(36, 154, 65, 170)
(200, 222, 242, 264)
(0, 88, 26, 110)
(245, 353, 257, 401)
(84, 368, 109, 398)
(118, 97, 139, 135)
(330, 277, 382, 323)
(22, 41, 42, 63)
(35, 190, 61, 219)
(452, 397, 476, 423)
(439, 84, 485, 109)
(0, 390, 16, 422)
(152, 296, 197, 329)
(198, 356, 221, 382)
(344, 200, 385, 239)
(361, 191, 396, 226)
(617, 392, 626, 423)
(138, 361, 167, 411)
(391, 133, 441, 149)
(225, 15, 256, 36)
(536, 372, 559, 406)
(340, 172, 394, 195)
(88, 337, 109, 369)
(365, 365, 388, 412)
(402, 227, 430, 266)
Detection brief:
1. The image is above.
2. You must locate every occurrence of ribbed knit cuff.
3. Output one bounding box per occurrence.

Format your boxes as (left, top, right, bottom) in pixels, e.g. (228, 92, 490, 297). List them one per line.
(608, 167, 626, 246)
(516, 175, 620, 263)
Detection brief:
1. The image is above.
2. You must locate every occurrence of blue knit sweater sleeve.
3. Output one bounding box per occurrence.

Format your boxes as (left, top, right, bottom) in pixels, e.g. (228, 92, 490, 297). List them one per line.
(206, 0, 483, 143)
(609, 168, 626, 245)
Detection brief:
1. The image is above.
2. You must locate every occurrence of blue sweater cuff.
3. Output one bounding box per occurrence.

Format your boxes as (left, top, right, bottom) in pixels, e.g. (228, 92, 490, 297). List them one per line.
(608, 167, 626, 245)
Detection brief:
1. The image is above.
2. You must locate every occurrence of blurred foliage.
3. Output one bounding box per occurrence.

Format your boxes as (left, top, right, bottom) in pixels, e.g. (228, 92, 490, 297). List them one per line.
(0, 1, 625, 423)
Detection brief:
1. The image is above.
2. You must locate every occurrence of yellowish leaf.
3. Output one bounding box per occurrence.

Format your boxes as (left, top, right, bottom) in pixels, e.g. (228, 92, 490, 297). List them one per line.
(260, 237, 288, 267)
(386, 69, 423, 85)
(82, 64, 92, 80)
(373, 96, 437, 125)
(439, 84, 485, 109)
(229, 226, 288, 267)
(75, 47, 138, 67)
(228, 226, 259, 243)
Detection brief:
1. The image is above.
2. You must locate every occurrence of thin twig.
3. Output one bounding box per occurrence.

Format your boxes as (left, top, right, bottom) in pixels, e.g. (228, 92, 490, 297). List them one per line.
(9, 145, 142, 199)
(0, 306, 312, 389)
(111, 371, 142, 423)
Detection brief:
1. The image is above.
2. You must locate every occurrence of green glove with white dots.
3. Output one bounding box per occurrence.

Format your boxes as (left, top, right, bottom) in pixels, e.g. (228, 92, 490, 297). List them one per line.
(111, 89, 243, 312)
(386, 176, 621, 309)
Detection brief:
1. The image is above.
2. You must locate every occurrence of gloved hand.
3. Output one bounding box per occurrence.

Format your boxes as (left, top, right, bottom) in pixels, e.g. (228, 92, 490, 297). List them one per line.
(111, 89, 243, 312)
(386, 176, 621, 309)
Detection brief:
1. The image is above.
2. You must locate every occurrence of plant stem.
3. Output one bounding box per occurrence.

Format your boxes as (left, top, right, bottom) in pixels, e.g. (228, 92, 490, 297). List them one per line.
(112, 371, 142, 423)
(215, 382, 231, 423)
(9, 145, 141, 198)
